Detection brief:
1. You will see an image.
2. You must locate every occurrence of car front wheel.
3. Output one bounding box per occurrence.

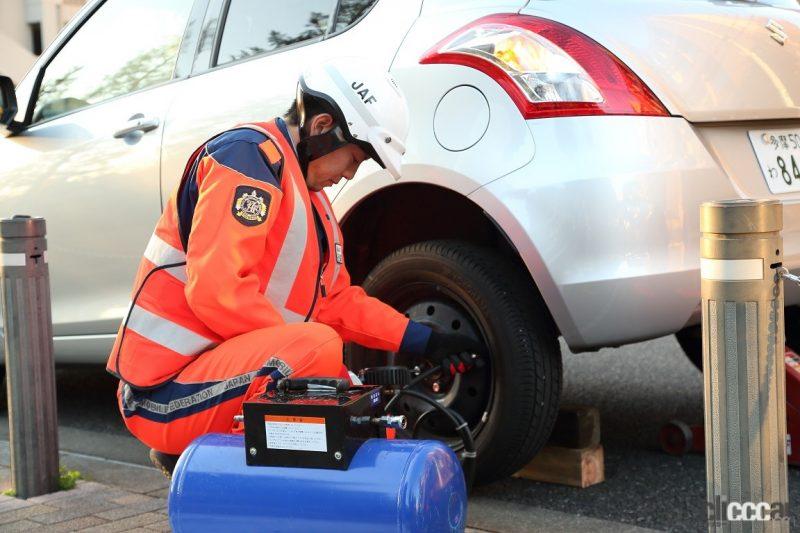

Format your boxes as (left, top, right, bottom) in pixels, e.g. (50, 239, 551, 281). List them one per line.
(346, 240, 562, 484)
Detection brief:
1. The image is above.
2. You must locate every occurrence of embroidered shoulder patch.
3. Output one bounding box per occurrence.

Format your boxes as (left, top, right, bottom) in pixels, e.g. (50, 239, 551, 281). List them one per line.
(232, 186, 270, 226)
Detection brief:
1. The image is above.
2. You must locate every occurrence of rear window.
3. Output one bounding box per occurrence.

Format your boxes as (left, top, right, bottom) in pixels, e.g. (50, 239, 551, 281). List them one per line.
(333, 0, 378, 33)
(216, 0, 336, 66)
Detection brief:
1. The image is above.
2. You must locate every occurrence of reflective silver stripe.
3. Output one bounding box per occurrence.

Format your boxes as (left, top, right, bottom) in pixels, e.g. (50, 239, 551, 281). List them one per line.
(121, 356, 293, 414)
(123, 370, 259, 414)
(143, 233, 187, 283)
(278, 306, 306, 323)
(0, 253, 26, 267)
(242, 123, 306, 322)
(264, 356, 293, 377)
(265, 176, 308, 323)
(126, 304, 216, 356)
(315, 191, 341, 289)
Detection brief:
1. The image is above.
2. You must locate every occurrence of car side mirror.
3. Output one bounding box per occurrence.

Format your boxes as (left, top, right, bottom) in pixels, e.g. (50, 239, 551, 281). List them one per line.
(0, 75, 20, 130)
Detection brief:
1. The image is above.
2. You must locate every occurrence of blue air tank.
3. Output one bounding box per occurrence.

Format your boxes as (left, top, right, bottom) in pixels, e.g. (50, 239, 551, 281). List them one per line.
(168, 433, 467, 532)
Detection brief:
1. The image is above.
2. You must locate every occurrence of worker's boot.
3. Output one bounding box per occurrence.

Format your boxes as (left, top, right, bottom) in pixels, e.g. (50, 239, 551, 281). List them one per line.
(149, 449, 179, 479)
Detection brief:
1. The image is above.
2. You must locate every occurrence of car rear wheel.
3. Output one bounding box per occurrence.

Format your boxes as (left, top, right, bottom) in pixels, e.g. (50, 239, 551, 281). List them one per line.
(345, 239, 562, 484)
(675, 325, 703, 371)
(785, 306, 800, 355)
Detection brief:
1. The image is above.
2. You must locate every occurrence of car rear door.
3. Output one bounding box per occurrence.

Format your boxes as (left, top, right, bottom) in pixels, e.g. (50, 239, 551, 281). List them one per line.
(160, 0, 422, 199)
(0, 0, 196, 345)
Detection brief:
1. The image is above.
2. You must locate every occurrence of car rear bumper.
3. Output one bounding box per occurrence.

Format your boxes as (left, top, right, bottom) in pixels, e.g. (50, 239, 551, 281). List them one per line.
(470, 115, 800, 351)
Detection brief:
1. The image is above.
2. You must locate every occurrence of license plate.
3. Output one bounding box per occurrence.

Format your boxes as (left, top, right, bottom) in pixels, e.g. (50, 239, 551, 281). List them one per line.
(748, 128, 800, 194)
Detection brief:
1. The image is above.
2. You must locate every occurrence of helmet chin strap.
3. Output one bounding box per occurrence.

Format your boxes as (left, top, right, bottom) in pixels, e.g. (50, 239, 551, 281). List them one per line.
(297, 125, 350, 176)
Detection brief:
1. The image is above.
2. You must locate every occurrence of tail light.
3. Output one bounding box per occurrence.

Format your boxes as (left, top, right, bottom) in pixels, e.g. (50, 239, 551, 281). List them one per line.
(420, 14, 669, 119)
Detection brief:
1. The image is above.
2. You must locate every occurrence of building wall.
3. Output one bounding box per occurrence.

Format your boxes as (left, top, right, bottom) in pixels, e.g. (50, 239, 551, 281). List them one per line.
(0, 34, 36, 84)
(40, 0, 85, 53)
(0, 0, 30, 51)
(0, 0, 87, 83)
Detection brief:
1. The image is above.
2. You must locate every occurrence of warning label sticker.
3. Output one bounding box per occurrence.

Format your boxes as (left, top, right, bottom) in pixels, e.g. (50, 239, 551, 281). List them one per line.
(264, 415, 327, 452)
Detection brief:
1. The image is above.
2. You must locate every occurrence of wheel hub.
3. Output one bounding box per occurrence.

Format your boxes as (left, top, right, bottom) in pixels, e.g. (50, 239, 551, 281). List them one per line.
(404, 300, 478, 407)
(387, 296, 492, 445)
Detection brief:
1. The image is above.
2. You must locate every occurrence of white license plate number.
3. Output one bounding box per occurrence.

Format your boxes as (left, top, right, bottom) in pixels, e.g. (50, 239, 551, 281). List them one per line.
(748, 129, 800, 194)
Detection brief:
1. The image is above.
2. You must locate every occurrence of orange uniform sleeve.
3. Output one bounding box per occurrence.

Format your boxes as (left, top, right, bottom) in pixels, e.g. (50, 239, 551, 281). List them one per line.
(314, 257, 412, 353)
(184, 141, 285, 339)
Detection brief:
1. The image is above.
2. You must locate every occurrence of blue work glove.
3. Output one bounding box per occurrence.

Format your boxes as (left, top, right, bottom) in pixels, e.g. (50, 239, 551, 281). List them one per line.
(425, 331, 487, 375)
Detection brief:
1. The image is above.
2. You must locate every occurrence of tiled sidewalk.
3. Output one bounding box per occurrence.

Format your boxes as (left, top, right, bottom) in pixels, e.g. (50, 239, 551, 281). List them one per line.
(0, 440, 170, 532)
(0, 480, 169, 532)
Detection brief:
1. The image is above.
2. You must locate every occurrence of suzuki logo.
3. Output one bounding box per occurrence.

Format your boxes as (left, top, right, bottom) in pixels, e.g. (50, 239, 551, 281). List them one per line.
(766, 19, 788, 46)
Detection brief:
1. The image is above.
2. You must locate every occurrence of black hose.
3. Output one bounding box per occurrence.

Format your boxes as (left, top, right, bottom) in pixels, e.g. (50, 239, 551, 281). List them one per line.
(384, 367, 440, 412)
(384, 387, 476, 490)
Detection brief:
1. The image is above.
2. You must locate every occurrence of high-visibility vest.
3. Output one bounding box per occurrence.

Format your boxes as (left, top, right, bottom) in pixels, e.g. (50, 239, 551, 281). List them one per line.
(106, 119, 409, 389)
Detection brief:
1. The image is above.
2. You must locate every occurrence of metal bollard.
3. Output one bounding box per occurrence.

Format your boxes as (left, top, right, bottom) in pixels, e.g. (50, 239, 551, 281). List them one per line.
(0, 216, 59, 498)
(700, 200, 789, 532)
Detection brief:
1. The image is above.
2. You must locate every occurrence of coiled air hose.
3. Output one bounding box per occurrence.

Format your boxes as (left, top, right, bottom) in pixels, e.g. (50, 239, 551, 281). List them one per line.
(384, 366, 477, 490)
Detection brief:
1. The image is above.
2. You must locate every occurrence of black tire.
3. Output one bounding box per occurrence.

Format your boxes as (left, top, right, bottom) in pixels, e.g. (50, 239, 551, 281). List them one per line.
(675, 325, 703, 371)
(346, 239, 562, 484)
(785, 306, 800, 354)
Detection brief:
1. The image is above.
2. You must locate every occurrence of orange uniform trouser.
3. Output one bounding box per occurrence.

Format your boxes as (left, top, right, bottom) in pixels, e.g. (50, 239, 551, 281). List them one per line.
(117, 322, 345, 455)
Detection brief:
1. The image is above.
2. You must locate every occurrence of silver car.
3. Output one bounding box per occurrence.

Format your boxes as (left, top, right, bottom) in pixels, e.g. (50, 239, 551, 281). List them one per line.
(1, 0, 799, 482)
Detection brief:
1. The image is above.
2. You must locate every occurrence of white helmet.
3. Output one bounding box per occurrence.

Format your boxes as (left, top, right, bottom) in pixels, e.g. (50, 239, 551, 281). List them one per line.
(296, 57, 410, 180)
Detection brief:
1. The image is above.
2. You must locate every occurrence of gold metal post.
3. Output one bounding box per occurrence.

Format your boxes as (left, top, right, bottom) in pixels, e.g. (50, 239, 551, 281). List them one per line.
(701, 199, 789, 532)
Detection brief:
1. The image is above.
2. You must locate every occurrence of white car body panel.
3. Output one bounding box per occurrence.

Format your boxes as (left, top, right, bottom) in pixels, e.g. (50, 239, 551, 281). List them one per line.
(335, 4, 536, 210)
(470, 115, 768, 348)
(519, 0, 800, 122)
(690, 121, 800, 202)
(350, 65, 536, 192)
(0, 83, 173, 338)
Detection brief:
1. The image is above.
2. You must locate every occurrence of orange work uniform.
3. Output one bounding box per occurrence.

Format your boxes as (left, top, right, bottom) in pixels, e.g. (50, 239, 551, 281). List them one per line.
(107, 118, 431, 454)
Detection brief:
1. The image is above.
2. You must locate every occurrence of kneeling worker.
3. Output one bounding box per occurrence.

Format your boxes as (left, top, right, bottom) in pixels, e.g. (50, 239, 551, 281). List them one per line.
(106, 59, 486, 475)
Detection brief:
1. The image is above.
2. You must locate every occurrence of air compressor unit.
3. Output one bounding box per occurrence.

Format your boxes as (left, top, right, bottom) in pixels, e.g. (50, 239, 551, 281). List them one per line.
(168, 377, 468, 532)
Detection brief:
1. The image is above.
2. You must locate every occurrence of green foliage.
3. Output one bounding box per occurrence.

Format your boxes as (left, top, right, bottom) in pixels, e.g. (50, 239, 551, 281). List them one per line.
(0, 468, 82, 497)
(58, 467, 82, 491)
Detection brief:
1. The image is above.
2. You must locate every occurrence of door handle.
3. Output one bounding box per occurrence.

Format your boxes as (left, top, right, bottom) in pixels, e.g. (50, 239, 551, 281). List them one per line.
(113, 114, 160, 138)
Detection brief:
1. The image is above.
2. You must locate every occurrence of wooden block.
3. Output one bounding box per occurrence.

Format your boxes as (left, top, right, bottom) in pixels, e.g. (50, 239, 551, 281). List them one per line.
(548, 405, 601, 449)
(514, 405, 604, 487)
(514, 444, 605, 488)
